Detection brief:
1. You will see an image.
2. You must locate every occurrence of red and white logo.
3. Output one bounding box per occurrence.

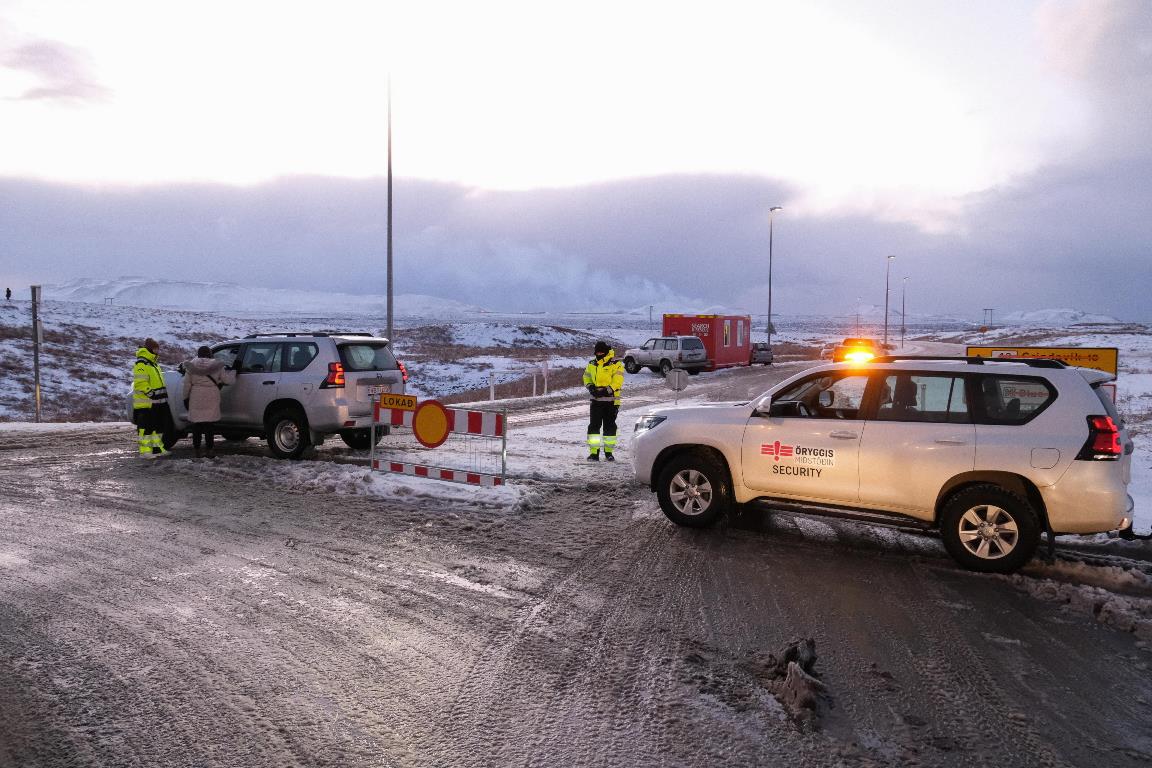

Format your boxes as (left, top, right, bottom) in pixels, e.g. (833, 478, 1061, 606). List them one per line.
(761, 441, 794, 461)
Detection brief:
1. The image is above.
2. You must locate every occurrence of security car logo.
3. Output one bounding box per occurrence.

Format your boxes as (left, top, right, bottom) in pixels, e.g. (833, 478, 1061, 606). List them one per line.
(761, 441, 794, 461)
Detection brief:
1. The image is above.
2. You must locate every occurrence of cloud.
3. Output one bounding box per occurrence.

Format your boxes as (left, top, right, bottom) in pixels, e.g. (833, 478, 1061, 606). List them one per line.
(2, 39, 109, 103)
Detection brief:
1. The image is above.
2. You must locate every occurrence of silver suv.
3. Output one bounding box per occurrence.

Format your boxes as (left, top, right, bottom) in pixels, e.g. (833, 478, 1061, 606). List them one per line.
(631, 356, 1135, 573)
(168, 332, 407, 459)
(622, 336, 710, 376)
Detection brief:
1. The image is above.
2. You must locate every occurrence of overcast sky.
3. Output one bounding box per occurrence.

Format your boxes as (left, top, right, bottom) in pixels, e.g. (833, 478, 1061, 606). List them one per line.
(1, 0, 1149, 320)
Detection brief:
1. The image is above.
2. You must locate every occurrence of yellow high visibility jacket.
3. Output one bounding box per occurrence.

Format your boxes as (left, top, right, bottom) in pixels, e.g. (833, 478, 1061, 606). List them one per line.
(583, 351, 624, 406)
(133, 347, 168, 411)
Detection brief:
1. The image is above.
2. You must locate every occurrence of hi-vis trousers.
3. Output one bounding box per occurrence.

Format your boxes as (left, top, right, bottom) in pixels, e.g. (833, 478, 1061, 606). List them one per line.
(587, 401, 619, 455)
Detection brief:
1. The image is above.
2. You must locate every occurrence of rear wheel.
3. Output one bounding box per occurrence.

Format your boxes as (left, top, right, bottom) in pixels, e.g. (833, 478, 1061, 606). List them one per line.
(656, 451, 733, 527)
(659, 360, 673, 377)
(939, 484, 1040, 573)
(340, 428, 384, 450)
(266, 408, 311, 460)
(623, 357, 640, 374)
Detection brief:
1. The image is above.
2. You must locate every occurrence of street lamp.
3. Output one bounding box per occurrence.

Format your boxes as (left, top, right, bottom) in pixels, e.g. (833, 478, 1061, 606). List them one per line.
(900, 276, 909, 348)
(882, 255, 895, 348)
(766, 206, 783, 348)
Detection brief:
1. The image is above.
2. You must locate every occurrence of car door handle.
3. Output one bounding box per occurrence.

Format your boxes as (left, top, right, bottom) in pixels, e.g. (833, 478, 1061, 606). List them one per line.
(830, 431, 858, 440)
(262, 380, 276, 386)
(934, 438, 969, 445)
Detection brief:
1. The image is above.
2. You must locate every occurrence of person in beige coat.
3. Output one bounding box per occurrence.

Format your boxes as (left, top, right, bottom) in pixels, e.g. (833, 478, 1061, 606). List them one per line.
(181, 346, 235, 458)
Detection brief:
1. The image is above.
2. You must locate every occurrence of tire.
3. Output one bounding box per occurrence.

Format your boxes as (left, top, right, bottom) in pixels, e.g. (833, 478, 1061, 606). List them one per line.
(659, 360, 673, 377)
(687, 368, 700, 376)
(939, 484, 1040, 573)
(265, 408, 311, 460)
(623, 357, 640, 375)
(656, 451, 733, 528)
(340, 428, 383, 450)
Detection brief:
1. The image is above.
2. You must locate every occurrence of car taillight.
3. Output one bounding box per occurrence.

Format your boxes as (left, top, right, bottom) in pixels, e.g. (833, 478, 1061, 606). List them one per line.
(1076, 415, 1122, 460)
(322, 362, 346, 388)
(397, 360, 409, 383)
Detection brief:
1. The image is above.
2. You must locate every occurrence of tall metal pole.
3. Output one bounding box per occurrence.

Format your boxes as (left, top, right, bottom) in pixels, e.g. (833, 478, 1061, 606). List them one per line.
(386, 76, 394, 342)
(883, 255, 895, 348)
(30, 285, 42, 423)
(766, 206, 782, 347)
(900, 276, 909, 348)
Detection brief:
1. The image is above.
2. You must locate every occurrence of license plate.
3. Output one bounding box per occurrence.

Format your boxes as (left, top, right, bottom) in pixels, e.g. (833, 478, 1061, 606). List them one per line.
(366, 385, 389, 395)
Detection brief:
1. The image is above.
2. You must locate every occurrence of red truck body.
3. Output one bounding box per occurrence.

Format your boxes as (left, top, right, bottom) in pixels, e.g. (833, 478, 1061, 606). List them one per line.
(662, 314, 752, 370)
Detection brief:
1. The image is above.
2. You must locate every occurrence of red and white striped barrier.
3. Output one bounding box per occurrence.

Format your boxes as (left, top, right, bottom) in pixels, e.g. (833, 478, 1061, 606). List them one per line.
(373, 402, 505, 438)
(371, 398, 507, 488)
(371, 459, 504, 487)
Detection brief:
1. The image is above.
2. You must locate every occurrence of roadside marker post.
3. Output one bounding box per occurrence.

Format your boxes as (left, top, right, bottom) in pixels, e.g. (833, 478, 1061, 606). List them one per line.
(370, 397, 507, 487)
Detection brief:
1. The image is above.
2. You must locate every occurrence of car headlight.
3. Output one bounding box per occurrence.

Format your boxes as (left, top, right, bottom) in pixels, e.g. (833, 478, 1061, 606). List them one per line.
(633, 415, 667, 434)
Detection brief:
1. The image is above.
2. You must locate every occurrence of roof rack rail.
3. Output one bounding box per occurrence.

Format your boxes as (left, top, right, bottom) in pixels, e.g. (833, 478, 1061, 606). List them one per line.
(242, 331, 378, 339)
(870, 355, 1068, 369)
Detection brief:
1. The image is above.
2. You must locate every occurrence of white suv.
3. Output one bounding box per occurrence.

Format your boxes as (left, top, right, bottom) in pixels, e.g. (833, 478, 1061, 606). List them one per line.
(165, 332, 407, 459)
(631, 356, 1135, 573)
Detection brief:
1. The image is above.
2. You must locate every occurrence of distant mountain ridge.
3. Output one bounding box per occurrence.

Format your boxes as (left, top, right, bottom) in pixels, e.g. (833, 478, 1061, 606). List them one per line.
(43, 277, 487, 316)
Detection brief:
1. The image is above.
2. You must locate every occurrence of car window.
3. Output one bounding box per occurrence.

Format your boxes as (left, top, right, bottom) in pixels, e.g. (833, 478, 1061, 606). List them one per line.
(212, 345, 240, 367)
(663, 339, 677, 351)
(767, 373, 869, 420)
(282, 342, 319, 373)
(340, 343, 397, 372)
(240, 342, 281, 373)
(976, 375, 1055, 424)
(642, 339, 656, 350)
(875, 374, 970, 423)
(682, 338, 704, 350)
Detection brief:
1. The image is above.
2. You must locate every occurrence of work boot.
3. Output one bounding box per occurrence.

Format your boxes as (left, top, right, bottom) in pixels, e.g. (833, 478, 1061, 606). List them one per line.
(605, 453, 616, 462)
(587, 452, 600, 462)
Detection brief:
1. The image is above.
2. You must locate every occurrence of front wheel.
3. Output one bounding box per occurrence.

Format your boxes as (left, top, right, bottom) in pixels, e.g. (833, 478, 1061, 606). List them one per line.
(939, 484, 1040, 573)
(656, 452, 733, 527)
(623, 357, 640, 374)
(266, 408, 311, 460)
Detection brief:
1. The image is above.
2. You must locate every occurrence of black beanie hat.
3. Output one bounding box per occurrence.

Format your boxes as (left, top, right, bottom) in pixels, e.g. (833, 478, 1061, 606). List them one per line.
(594, 341, 610, 355)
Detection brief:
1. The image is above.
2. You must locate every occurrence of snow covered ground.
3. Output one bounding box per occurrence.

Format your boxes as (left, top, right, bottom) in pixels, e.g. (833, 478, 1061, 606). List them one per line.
(3, 288, 1152, 652)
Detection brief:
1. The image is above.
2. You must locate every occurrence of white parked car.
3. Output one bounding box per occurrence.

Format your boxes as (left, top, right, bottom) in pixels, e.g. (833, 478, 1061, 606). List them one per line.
(621, 336, 710, 376)
(631, 356, 1134, 573)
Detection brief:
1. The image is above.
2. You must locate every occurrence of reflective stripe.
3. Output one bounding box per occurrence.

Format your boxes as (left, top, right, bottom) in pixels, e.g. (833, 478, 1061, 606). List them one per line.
(587, 434, 603, 448)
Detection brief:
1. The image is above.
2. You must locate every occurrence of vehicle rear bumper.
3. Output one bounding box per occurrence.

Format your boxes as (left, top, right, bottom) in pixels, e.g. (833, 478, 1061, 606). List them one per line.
(1041, 464, 1132, 534)
(297, 401, 376, 434)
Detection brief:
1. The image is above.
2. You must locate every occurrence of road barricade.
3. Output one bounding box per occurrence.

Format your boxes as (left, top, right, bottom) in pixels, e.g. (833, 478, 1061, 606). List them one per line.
(370, 397, 507, 487)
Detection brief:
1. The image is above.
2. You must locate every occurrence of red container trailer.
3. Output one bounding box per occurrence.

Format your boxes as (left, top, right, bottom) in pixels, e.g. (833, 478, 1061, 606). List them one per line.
(662, 314, 752, 370)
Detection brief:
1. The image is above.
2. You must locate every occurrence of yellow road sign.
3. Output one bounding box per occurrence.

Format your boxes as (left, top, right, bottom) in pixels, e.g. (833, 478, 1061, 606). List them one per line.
(378, 393, 418, 411)
(966, 346, 1118, 376)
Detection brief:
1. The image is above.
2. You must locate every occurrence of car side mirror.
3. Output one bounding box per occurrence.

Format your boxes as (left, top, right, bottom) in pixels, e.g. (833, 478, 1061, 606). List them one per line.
(818, 390, 835, 408)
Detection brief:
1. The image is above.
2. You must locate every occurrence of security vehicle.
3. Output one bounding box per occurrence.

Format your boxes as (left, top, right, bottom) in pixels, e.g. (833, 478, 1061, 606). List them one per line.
(631, 356, 1135, 573)
(622, 336, 710, 376)
(832, 337, 881, 363)
(163, 332, 407, 459)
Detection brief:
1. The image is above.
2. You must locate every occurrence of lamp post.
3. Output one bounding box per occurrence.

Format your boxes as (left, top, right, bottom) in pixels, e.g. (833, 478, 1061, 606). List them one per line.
(882, 255, 895, 348)
(900, 276, 909, 348)
(766, 206, 783, 348)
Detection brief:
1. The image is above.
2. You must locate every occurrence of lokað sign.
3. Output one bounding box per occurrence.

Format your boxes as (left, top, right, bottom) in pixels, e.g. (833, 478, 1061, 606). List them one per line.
(966, 346, 1118, 376)
(378, 393, 418, 411)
